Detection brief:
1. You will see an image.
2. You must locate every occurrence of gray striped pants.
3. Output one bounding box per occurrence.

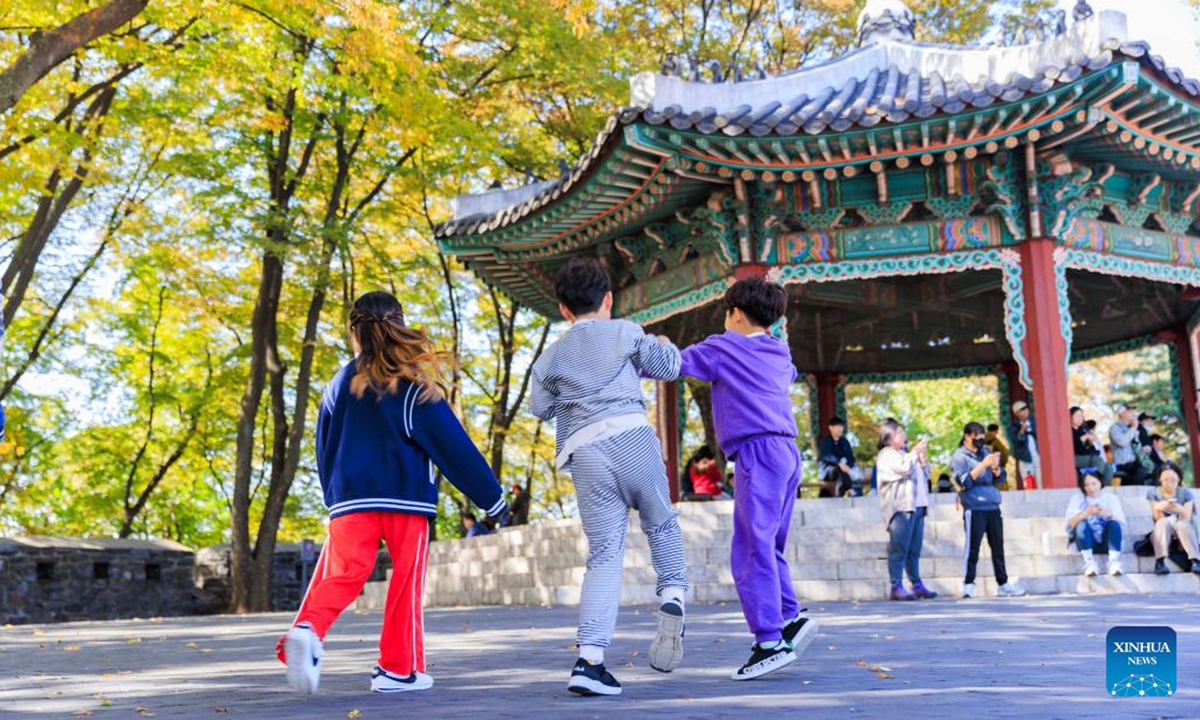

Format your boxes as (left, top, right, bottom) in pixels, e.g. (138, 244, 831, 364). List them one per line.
(569, 425, 688, 648)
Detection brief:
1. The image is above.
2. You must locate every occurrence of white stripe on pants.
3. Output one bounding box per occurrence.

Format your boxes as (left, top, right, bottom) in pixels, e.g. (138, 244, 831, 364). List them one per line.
(569, 425, 688, 648)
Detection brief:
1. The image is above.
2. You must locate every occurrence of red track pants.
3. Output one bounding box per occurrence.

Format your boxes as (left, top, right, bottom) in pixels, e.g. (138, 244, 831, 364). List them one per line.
(280, 511, 430, 675)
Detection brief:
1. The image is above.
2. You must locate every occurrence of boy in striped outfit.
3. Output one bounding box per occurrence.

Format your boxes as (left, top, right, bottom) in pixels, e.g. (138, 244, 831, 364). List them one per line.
(530, 258, 689, 696)
(678, 275, 818, 680)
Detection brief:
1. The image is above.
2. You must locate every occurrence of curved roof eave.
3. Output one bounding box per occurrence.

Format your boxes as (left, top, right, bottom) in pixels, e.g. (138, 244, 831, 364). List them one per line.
(435, 8, 1200, 245)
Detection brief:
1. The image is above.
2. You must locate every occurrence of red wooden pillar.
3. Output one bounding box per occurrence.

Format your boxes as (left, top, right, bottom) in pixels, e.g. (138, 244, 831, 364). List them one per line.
(1167, 328, 1200, 483)
(1018, 236, 1076, 489)
(656, 380, 681, 503)
(814, 373, 840, 430)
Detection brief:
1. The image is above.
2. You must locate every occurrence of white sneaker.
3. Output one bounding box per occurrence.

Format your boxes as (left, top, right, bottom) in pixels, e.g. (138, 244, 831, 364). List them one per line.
(284, 623, 323, 694)
(962, 583, 975, 599)
(998, 582, 1027, 597)
(649, 600, 685, 673)
(370, 666, 434, 693)
(1107, 556, 1124, 576)
(1081, 550, 1098, 577)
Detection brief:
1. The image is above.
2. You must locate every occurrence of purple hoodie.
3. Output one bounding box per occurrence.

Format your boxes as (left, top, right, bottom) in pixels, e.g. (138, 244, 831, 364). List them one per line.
(679, 331, 798, 459)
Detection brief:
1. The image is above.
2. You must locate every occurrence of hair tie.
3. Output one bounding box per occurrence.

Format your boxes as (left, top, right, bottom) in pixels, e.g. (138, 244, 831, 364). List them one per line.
(354, 310, 405, 327)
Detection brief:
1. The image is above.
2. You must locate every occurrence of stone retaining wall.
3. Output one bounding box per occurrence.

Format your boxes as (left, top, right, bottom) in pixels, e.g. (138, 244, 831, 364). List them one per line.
(357, 487, 1200, 609)
(0, 537, 214, 625)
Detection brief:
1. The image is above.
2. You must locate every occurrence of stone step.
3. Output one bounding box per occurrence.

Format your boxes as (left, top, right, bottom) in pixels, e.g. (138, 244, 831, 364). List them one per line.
(426, 538, 1172, 588)
(411, 565, 1200, 608)
(422, 547, 1198, 599)
(413, 489, 1188, 608)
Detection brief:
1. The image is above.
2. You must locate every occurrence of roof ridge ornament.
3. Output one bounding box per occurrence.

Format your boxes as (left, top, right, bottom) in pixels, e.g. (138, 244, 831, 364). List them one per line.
(856, 0, 916, 47)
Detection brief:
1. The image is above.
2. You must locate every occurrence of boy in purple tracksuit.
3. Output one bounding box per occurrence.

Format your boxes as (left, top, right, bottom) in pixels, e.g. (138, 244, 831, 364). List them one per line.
(677, 275, 818, 680)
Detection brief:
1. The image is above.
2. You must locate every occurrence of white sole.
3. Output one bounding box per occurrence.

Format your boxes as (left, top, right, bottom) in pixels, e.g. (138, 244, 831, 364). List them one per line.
(787, 619, 819, 657)
(371, 675, 434, 693)
(731, 650, 795, 681)
(285, 630, 320, 694)
(567, 677, 622, 696)
(649, 607, 685, 672)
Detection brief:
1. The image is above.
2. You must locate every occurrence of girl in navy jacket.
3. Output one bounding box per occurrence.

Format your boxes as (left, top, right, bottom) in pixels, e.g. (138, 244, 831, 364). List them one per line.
(278, 291, 506, 695)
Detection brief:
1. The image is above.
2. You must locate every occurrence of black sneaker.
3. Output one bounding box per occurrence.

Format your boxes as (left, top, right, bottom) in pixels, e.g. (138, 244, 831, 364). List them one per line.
(730, 642, 795, 681)
(1154, 559, 1170, 575)
(567, 658, 622, 696)
(649, 601, 685, 673)
(1191, 559, 1200, 575)
(782, 612, 819, 657)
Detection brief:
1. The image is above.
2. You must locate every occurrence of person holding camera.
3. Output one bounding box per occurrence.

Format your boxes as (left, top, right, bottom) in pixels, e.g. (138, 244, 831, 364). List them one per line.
(875, 419, 935, 601)
(951, 422, 1026, 598)
(1146, 462, 1200, 575)
(1071, 407, 1113, 486)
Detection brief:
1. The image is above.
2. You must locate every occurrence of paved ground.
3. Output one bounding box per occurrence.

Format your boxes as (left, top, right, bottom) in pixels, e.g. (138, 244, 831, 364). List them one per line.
(1, 595, 1198, 719)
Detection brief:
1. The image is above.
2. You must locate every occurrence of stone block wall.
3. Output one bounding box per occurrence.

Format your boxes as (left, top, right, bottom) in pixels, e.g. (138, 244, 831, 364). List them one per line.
(194, 543, 391, 612)
(0, 537, 218, 625)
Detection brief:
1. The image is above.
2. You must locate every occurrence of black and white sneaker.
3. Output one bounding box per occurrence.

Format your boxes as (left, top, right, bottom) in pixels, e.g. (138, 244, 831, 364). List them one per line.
(649, 600, 685, 673)
(370, 665, 433, 693)
(731, 642, 796, 681)
(782, 611, 819, 657)
(567, 658, 622, 696)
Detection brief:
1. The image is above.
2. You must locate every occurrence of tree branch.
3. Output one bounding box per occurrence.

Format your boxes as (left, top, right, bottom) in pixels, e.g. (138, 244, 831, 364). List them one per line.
(0, 0, 148, 114)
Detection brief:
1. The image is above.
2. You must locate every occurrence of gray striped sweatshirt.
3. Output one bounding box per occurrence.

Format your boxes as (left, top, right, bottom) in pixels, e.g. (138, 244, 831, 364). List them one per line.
(530, 318, 681, 457)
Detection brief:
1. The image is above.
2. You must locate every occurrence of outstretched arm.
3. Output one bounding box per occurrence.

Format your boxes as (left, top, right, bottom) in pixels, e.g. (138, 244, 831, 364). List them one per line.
(679, 337, 721, 382)
(529, 365, 555, 420)
(631, 331, 681, 381)
(408, 392, 508, 519)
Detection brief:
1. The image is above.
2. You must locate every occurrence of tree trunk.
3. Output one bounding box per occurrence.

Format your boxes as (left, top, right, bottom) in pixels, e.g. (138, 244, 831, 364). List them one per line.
(229, 249, 285, 613)
(0, 0, 148, 114)
(686, 379, 725, 468)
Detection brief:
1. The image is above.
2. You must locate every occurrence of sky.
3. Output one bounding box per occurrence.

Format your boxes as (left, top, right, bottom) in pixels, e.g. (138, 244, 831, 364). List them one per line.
(1065, 0, 1200, 78)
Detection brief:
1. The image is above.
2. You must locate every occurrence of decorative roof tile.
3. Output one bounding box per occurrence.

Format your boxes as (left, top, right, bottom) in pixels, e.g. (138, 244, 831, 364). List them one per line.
(437, 9, 1200, 240)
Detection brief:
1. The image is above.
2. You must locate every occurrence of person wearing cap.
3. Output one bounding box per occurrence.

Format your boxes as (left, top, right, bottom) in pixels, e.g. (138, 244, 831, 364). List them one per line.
(1110, 404, 1148, 486)
(1071, 406, 1113, 486)
(1007, 401, 1039, 489)
(1137, 413, 1156, 451)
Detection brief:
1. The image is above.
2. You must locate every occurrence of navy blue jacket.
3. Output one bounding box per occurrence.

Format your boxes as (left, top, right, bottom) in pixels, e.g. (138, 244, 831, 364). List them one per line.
(316, 361, 507, 521)
(818, 435, 856, 472)
(1007, 414, 1036, 463)
(951, 445, 1005, 512)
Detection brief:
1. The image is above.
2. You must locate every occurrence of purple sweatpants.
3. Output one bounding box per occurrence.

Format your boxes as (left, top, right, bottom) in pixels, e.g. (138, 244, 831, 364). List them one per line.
(731, 435, 802, 643)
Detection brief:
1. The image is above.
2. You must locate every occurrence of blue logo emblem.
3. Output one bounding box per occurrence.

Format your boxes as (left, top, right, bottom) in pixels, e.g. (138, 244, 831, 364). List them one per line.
(1107, 626, 1176, 697)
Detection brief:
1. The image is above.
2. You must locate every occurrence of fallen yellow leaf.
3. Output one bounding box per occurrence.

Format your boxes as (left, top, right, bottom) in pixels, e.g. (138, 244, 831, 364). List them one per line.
(347, 710, 362, 719)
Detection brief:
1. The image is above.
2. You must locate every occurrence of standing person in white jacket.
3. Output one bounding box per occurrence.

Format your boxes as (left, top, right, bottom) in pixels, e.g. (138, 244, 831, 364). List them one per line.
(876, 419, 935, 602)
(1064, 471, 1127, 576)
